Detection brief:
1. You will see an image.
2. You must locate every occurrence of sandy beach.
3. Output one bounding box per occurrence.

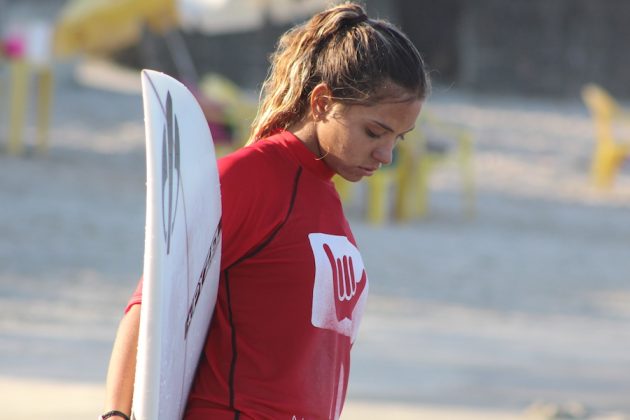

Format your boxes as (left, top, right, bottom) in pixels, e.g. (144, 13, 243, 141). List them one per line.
(2, 2, 630, 417)
(1, 57, 629, 419)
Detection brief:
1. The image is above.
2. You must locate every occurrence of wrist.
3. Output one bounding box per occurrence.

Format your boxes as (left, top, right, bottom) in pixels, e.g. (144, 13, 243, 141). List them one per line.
(99, 410, 130, 420)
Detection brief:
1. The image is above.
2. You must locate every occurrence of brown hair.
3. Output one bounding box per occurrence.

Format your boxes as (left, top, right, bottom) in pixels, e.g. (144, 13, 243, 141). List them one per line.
(248, 2, 430, 143)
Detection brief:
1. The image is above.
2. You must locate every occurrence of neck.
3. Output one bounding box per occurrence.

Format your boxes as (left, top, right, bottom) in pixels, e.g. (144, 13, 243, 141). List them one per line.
(287, 118, 322, 158)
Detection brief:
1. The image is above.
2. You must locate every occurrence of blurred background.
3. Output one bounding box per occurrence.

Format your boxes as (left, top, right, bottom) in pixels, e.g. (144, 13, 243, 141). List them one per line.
(1, 0, 629, 419)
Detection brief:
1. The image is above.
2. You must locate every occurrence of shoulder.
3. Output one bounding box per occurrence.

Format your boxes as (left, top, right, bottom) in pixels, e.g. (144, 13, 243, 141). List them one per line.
(218, 136, 297, 188)
(216, 136, 300, 267)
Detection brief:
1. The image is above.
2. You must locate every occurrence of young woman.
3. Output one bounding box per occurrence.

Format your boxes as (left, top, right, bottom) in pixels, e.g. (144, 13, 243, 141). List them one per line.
(102, 2, 429, 419)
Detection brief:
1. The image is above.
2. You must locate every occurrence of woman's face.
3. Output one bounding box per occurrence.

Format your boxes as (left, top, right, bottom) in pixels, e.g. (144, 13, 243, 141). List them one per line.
(314, 95, 422, 182)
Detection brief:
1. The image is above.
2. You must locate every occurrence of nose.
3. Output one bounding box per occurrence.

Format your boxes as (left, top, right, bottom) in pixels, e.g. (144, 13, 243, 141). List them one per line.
(372, 142, 395, 166)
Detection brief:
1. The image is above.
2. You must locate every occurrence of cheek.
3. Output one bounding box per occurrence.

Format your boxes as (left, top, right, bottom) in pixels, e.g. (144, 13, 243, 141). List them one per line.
(317, 123, 338, 150)
(335, 136, 361, 163)
(337, 124, 363, 150)
(318, 119, 364, 161)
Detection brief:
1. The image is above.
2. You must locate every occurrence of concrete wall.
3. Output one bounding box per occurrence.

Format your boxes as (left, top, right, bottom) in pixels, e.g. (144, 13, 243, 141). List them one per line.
(397, 0, 461, 85)
(112, 0, 630, 98)
(451, 0, 630, 97)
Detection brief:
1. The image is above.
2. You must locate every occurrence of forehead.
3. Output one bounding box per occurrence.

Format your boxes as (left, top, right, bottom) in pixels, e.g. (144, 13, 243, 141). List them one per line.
(372, 81, 422, 102)
(334, 81, 422, 114)
(338, 98, 423, 129)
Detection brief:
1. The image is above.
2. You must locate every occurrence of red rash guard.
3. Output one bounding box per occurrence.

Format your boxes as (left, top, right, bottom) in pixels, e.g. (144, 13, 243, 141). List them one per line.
(127, 131, 369, 419)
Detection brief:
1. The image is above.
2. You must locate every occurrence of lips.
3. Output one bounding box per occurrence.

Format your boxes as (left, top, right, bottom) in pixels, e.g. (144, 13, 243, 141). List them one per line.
(359, 166, 379, 176)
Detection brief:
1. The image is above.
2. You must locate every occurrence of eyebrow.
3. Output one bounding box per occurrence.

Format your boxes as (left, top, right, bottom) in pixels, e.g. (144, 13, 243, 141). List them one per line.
(371, 120, 416, 135)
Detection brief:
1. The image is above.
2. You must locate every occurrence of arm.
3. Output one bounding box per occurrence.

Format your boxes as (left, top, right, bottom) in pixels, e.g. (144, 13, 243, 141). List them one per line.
(103, 304, 141, 419)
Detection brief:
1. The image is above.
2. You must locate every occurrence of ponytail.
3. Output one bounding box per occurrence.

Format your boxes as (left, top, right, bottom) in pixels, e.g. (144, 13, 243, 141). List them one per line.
(248, 2, 429, 144)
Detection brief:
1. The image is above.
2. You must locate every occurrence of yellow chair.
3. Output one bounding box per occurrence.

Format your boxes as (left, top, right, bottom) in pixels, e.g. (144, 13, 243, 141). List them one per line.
(2, 31, 54, 156)
(365, 165, 398, 224)
(581, 84, 630, 188)
(395, 116, 475, 221)
(333, 163, 399, 225)
(334, 115, 475, 224)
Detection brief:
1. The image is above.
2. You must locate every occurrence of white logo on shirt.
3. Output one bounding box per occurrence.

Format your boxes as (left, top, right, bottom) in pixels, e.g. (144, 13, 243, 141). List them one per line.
(308, 233, 368, 342)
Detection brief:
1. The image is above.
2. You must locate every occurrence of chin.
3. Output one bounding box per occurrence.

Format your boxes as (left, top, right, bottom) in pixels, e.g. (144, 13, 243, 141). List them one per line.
(339, 173, 363, 183)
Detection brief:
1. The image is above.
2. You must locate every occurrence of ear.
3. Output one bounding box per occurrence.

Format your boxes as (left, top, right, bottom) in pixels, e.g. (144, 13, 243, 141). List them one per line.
(310, 83, 333, 121)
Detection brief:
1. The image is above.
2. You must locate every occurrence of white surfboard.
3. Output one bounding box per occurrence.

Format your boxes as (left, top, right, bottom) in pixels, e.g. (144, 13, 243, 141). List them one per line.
(132, 70, 222, 420)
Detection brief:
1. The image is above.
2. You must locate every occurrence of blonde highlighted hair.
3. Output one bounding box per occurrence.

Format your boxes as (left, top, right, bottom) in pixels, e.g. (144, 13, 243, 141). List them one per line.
(248, 2, 430, 144)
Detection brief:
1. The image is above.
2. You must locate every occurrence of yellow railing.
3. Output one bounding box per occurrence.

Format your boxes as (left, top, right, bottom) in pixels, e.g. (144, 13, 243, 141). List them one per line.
(581, 83, 630, 188)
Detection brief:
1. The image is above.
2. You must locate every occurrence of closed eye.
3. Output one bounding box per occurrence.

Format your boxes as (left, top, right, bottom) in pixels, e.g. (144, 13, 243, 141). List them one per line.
(366, 128, 381, 139)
